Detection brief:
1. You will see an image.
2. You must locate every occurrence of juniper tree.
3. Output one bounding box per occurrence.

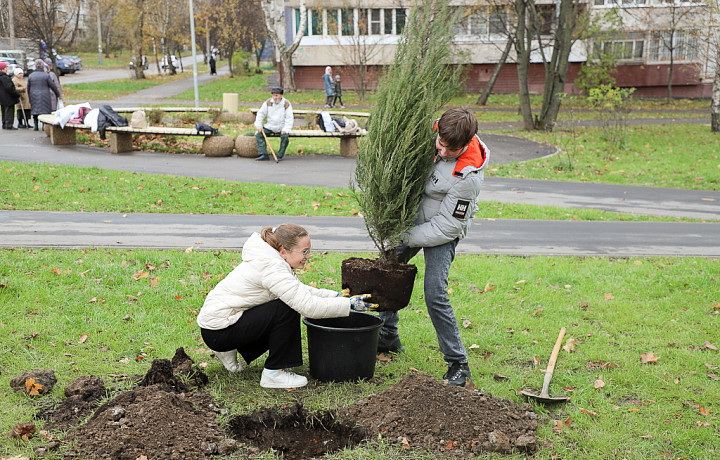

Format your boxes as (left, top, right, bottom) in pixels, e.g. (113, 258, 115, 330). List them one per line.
(352, 0, 463, 262)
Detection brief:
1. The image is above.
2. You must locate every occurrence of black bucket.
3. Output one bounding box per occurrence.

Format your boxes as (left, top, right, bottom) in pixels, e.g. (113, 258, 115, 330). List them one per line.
(303, 311, 383, 382)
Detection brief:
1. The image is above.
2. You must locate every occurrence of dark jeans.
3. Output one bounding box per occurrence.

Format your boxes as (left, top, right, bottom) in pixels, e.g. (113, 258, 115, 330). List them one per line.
(332, 95, 343, 107)
(255, 128, 289, 158)
(1, 105, 13, 128)
(200, 299, 302, 370)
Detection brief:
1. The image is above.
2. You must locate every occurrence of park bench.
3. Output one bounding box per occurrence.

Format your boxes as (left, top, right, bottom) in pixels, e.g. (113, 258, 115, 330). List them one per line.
(258, 128, 368, 157)
(37, 113, 215, 154)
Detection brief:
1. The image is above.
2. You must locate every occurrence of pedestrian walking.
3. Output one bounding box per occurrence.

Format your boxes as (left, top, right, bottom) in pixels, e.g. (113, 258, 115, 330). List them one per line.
(332, 75, 344, 108)
(323, 66, 334, 107)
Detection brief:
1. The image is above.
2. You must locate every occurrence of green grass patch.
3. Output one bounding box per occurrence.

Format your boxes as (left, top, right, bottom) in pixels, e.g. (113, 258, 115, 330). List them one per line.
(0, 249, 717, 458)
(73, 51, 134, 69)
(494, 124, 720, 191)
(0, 160, 694, 222)
(63, 73, 191, 100)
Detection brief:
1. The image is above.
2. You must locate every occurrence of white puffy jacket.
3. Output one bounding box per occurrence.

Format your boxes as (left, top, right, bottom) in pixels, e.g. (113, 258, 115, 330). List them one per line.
(254, 97, 294, 133)
(405, 134, 489, 248)
(197, 232, 350, 330)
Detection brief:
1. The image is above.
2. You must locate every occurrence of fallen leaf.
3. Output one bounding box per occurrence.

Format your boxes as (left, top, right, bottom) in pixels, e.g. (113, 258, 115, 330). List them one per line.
(640, 351, 659, 364)
(468, 343, 480, 349)
(579, 407, 598, 416)
(639, 435, 652, 439)
(604, 293, 614, 300)
(533, 356, 540, 368)
(78, 334, 88, 344)
(462, 319, 472, 328)
(578, 301, 589, 310)
(564, 417, 572, 426)
(132, 270, 148, 280)
(9, 422, 36, 441)
(185, 247, 193, 253)
(701, 341, 718, 351)
(628, 408, 640, 412)
(493, 373, 509, 381)
(696, 421, 711, 427)
(401, 437, 411, 449)
(698, 407, 710, 416)
(593, 375, 605, 390)
(408, 367, 420, 373)
(376, 353, 391, 362)
(707, 373, 719, 381)
(563, 338, 577, 352)
(187, 306, 199, 316)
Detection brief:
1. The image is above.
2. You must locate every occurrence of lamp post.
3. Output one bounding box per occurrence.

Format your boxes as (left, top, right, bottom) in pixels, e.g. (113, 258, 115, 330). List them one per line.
(97, 1, 103, 65)
(189, 0, 199, 108)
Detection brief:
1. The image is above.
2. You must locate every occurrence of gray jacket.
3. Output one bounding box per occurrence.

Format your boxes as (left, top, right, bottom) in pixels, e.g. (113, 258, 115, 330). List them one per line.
(27, 71, 60, 116)
(405, 135, 489, 248)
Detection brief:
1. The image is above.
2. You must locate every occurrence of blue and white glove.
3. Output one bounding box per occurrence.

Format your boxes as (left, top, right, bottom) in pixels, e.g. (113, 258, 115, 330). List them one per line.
(349, 294, 379, 312)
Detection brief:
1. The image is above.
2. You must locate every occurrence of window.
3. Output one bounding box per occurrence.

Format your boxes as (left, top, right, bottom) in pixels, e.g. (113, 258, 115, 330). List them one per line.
(327, 9, 339, 35)
(310, 9, 322, 36)
(489, 8, 509, 36)
(295, 9, 308, 36)
(600, 33, 645, 60)
(341, 9, 353, 36)
(369, 9, 382, 35)
(396, 8, 406, 34)
(649, 30, 698, 62)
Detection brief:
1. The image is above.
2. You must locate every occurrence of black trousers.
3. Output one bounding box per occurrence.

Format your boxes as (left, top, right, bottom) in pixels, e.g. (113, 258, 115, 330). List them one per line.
(1, 105, 14, 128)
(16, 108, 31, 126)
(200, 299, 302, 370)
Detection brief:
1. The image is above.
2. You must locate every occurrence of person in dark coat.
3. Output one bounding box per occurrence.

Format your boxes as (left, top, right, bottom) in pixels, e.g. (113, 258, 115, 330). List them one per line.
(44, 59, 62, 111)
(209, 55, 217, 75)
(27, 59, 60, 131)
(0, 61, 20, 130)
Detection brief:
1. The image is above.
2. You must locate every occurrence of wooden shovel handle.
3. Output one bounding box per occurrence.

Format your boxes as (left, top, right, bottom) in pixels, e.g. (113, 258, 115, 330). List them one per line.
(541, 327, 566, 394)
(260, 129, 278, 162)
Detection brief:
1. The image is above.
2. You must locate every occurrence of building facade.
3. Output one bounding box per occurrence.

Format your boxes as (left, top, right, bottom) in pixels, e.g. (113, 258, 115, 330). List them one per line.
(283, 0, 717, 98)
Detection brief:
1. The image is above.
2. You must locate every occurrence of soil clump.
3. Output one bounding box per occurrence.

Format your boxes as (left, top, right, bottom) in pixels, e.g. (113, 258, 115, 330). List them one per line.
(341, 373, 540, 457)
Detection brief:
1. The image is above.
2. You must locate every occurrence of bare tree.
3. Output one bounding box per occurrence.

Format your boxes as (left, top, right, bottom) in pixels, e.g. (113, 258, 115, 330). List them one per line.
(710, 0, 720, 132)
(260, 0, 306, 92)
(16, 0, 79, 71)
(514, 0, 583, 131)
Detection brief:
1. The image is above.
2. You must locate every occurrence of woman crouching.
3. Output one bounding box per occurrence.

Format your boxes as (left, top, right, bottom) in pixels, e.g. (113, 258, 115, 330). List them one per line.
(197, 223, 375, 388)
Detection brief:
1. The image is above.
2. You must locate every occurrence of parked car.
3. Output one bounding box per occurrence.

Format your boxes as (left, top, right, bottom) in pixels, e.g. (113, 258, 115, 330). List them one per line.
(60, 55, 82, 71)
(53, 56, 72, 76)
(161, 55, 178, 69)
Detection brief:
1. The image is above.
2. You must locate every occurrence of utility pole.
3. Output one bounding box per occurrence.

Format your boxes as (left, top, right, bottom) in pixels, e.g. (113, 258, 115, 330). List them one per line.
(97, 1, 103, 65)
(189, 0, 199, 108)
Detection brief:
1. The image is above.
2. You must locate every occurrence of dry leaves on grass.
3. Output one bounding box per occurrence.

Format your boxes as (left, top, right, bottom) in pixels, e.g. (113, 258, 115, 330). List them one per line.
(593, 375, 606, 390)
(25, 379, 43, 396)
(9, 422, 36, 441)
(563, 337, 577, 352)
(640, 351, 660, 364)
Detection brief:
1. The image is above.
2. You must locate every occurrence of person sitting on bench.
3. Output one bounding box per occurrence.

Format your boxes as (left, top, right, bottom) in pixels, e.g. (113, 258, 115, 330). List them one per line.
(254, 87, 294, 161)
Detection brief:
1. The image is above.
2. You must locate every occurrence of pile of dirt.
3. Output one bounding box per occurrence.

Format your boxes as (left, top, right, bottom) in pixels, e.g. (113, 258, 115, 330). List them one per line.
(341, 373, 540, 457)
(32, 353, 539, 458)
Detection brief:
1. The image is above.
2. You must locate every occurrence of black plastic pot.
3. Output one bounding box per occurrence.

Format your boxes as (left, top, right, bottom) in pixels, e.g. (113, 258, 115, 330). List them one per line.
(303, 311, 383, 382)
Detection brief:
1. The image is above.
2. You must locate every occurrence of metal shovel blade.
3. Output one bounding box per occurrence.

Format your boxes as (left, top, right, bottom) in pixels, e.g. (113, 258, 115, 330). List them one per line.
(520, 327, 569, 404)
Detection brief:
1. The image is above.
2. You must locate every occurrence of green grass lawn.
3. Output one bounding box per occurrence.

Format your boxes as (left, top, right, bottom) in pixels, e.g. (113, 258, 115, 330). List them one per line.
(63, 73, 191, 100)
(0, 249, 717, 459)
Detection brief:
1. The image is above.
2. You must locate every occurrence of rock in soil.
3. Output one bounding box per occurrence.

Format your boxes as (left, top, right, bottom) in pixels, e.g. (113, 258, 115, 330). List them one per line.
(10, 369, 57, 395)
(340, 373, 539, 457)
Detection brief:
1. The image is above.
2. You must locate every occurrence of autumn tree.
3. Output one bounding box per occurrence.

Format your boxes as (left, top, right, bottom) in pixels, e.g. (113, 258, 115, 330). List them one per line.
(260, 0, 306, 92)
(711, 0, 720, 132)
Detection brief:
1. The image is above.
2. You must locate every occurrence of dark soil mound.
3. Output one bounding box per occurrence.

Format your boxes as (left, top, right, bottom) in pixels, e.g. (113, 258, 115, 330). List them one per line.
(341, 373, 540, 457)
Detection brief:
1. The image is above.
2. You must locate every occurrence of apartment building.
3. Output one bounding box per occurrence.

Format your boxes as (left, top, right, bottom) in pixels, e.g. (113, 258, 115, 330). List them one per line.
(283, 0, 717, 97)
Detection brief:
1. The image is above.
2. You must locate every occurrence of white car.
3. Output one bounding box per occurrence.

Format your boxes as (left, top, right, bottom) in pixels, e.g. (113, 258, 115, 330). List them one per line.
(161, 55, 178, 69)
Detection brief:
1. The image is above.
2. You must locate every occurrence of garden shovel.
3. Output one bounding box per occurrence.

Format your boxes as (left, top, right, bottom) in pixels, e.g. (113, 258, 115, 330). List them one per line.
(520, 327, 569, 404)
(260, 129, 279, 163)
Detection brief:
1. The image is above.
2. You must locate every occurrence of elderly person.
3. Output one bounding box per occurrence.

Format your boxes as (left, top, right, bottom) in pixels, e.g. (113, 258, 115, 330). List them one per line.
(0, 61, 20, 130)
(44, 59, 62, 111)
(27, 59, 61, 131)
(253, 87, 294, 161)
(197, 223, 375, 388)
(323, 66, 334, 108)
(12, 68, 31, 128)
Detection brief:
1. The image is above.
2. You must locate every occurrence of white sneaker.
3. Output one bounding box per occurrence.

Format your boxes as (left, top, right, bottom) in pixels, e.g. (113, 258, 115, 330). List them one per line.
(212, 349, 243, 373)
(260, 368, 308, 389)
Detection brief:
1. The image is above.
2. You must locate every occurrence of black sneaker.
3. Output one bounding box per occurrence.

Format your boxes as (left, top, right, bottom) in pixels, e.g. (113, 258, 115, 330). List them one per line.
(443, 362, 472, 387)
(377, 333, 404, 353)
(255, 155, 270, 161)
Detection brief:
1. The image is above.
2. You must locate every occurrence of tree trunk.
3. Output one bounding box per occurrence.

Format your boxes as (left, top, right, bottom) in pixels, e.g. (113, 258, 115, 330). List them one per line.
(477, 39, 512, 106)
(133, 0, 146, 80)
(515, 0, 534, 130)
(535, 0, 576, 131)
(712, 46, 720, 132)
(667, 53, 674, 103)
(281, 51, 295, 91)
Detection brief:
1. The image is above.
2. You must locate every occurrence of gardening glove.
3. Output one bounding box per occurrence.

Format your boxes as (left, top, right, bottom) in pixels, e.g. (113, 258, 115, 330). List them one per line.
(349, 294, 379, 312)
(337, 288, 351, 297)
